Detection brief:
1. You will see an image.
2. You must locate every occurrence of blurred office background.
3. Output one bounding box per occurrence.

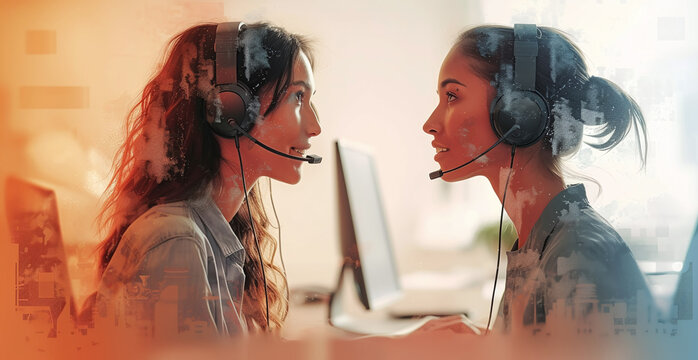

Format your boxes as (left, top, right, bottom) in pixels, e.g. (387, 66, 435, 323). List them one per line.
(1, 0, 696, 324)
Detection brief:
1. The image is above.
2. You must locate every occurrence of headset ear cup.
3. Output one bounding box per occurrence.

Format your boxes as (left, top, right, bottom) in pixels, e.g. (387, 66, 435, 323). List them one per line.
(489, 24, 552, 148)
(209, 82, 255, 139)
(490, 90, 549, 147)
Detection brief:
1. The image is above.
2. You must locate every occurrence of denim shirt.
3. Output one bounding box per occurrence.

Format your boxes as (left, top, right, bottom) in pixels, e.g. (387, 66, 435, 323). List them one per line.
(495, 184, 653, 334)
(95, 190, 248, 338)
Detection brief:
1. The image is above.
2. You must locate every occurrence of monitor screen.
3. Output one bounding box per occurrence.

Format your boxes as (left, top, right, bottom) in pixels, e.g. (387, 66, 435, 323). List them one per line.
(335, 140, 402, 310)
(5, 176, 77, 337)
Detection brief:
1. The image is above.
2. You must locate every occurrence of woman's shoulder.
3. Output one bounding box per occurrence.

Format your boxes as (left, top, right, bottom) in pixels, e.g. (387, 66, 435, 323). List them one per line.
(541, 201, 633, 271)
(561, 204, 627, 250)
(98, 201, 210, 294)
(541, 204, 651, 303)
(535, 184, 627, 258)
(120, 201, 207, 254)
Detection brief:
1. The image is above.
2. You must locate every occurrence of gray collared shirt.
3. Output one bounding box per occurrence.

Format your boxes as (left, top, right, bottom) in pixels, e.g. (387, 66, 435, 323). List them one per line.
(495, 184, 653, 334)
(95, 191, 248, 338)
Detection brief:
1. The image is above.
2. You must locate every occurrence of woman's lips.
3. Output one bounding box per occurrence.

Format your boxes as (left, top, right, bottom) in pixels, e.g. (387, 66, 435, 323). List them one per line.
(434, 149, 449, 161)
(290, 146, 309, 156)
(432, 141, 450, 161)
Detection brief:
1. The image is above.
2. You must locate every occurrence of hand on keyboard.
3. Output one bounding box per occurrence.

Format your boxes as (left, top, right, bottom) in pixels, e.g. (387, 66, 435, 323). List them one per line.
(409, 314, 482, 336)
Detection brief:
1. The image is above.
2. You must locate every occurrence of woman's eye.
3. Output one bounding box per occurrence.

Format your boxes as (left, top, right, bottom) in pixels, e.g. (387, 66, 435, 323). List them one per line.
(295, 91, 305, 103)
(446, 92, 457, 103)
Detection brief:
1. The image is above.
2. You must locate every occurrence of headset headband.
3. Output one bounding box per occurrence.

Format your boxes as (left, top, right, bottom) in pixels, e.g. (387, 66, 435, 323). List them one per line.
(513, 24, 538, 91)
(215, 22, 246, 85)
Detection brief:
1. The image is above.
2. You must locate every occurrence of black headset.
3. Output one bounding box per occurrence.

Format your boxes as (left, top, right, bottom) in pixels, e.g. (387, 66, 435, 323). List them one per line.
(211, 21, 272, 331)
(489, 24, 550, 148)
(485, 24, 550, 334)
(207, 21, 322, 332)
(210, 22, 256, 139)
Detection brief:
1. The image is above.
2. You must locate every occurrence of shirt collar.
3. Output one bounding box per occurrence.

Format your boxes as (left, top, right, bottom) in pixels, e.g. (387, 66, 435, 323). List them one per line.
(187, 186, 245, 258)
(518, 183, 590, 253)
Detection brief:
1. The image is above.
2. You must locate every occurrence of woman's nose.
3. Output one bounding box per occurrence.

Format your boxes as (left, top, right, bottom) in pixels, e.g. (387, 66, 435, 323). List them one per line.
(423, 108, 441, 135)
(306, 103, 321, 137)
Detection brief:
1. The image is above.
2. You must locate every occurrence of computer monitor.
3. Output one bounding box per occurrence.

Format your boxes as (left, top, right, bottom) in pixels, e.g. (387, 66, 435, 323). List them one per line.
(5, 176, 78, 337)
(334, 139, 402, 310)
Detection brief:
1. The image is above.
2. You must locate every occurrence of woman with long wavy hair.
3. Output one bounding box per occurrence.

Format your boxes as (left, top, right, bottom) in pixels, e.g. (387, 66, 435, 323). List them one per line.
(93, 21, 320, 338)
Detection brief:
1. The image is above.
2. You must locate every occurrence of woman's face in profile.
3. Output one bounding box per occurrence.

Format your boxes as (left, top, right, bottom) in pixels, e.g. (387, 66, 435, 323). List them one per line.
(247, 51, 321, 184)
(422, 48, 506, 182)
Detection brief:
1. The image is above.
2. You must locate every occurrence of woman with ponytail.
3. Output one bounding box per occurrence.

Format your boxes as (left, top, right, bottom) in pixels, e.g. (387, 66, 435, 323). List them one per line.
(421, 25, 651, 335)
(93, 22, 320, 338)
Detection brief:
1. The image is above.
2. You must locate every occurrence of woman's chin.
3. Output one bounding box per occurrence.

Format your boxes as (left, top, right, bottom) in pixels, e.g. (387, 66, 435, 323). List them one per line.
(439, 166, 476, 182)
(434, 160, 461, 182)
(440, 172, 462, 182)
(269, 168, 302, 185)
(287, 174, 302, 185)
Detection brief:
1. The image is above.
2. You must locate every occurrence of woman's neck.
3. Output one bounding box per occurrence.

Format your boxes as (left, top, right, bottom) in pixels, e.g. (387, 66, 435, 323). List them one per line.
(485, 153, 565, 249)
(213, 160, 260, 223)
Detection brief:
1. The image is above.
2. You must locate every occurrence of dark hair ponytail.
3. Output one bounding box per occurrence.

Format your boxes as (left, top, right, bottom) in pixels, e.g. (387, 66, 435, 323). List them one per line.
(581, 76, 647, 167)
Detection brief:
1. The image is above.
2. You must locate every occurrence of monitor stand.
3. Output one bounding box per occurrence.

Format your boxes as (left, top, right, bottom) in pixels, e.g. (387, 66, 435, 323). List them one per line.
(328, 262, 433, 336)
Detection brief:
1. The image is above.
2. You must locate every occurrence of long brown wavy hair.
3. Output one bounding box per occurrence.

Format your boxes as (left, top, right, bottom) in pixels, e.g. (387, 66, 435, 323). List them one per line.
(96, 22, 313, 332)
